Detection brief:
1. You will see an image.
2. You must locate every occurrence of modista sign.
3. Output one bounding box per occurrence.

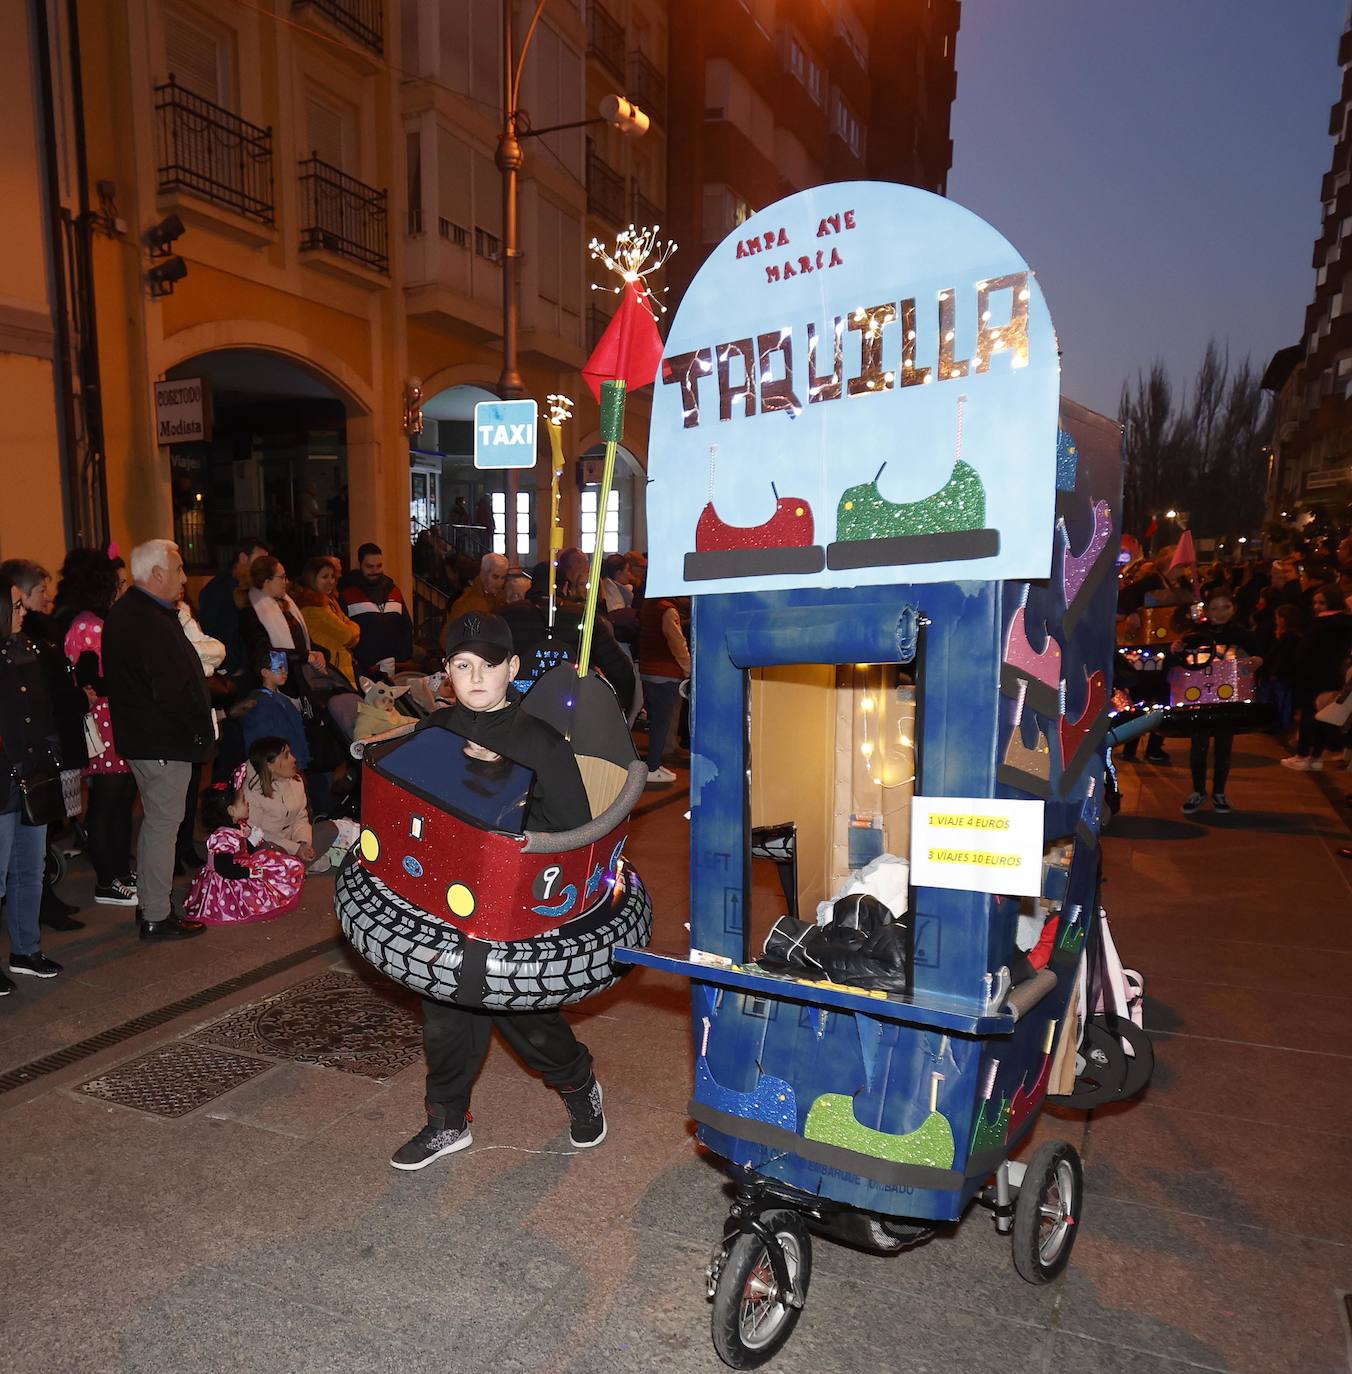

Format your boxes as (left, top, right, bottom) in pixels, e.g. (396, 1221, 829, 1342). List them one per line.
(645, 182, 1060, 595)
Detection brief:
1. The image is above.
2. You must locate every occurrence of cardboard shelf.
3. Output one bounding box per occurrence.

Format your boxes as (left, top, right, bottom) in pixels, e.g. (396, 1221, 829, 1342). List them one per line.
(615, 946, 1016, 1036)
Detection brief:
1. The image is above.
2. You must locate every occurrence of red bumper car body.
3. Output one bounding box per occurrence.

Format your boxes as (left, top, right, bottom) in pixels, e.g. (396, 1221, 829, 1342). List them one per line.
(358, 750, 629, 943)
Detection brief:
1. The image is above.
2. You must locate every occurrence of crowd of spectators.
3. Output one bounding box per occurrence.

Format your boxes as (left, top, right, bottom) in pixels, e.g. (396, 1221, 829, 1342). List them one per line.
(1116, 530, 1352, 825)
(0, 529, 691, 995)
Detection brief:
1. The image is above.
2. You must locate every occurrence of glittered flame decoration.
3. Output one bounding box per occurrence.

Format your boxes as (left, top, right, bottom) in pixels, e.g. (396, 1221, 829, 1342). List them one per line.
(545, 393, 574, 428)
(587, 224, 677, 316)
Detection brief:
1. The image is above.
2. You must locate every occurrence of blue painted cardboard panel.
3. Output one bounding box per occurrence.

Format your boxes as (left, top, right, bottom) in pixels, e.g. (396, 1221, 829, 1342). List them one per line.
(679, 397, 1122, 1219)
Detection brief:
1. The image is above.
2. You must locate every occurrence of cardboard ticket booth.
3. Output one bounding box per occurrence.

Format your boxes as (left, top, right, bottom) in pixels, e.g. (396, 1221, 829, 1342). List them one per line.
(615, 181, 1146, 1368)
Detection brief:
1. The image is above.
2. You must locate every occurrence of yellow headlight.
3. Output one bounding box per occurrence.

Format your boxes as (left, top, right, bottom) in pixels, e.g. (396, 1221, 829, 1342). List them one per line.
(359, 828, 380, 863)
(447, 883, 475, 918)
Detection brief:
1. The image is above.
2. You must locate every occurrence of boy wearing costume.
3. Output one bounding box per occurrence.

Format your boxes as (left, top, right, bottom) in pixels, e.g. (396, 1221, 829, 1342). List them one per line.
(391, 612, 606, 1169)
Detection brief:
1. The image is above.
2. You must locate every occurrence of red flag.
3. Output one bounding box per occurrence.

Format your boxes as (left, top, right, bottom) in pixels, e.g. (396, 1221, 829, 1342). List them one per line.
(582, 282, 664, 400)
(1167, 529, 1196, 571)
(1144, 517, 1158, 540)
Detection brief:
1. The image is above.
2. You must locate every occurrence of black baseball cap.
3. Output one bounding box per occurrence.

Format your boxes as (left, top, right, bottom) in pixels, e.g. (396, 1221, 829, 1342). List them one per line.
(444, 612, 514, 666)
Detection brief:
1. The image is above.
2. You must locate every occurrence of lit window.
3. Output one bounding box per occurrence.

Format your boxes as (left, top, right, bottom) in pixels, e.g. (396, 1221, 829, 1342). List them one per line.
(579, 488, 620, 554)
(492, 492, 506, 556)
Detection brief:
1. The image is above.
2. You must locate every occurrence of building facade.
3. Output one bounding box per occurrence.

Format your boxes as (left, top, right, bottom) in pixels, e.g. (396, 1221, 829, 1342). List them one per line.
(7, 0, 954, 594)
(665, 0, 960, 304)
(1265, 5, 1352, 520)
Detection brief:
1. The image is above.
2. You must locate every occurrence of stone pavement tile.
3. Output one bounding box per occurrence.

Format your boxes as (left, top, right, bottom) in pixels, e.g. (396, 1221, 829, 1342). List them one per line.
(489, 1223, 1054, 1374)
(155, 1094, 693, 1351)
(1084, 1099, 1352, 1244)
(202, 1059, 389, 1139)
(563, 1004, 693, 1115)
(1043, 1331, 1231, 1373)
(1145, 979, 1352, 1056)
(1055, 1195, 1352, 1374)
(1105, 932, 1352, 997)
(1144, 1030, 1352, 1136)
(114, 1269, 450, 1374)
(0, 1088, 301, 1252)
(4, 1232, 218, 1374)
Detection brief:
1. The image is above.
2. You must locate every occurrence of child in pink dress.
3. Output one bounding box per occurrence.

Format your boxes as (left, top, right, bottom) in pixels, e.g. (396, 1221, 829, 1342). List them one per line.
(185, 769, 306, 924)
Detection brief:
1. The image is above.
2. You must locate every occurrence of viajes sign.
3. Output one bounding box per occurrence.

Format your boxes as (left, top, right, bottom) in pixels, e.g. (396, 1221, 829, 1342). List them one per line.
(645, 181, 1060, 594)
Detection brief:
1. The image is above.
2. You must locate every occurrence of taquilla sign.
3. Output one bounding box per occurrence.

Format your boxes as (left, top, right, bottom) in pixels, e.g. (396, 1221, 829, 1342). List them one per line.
(645, 182, 1060, 595)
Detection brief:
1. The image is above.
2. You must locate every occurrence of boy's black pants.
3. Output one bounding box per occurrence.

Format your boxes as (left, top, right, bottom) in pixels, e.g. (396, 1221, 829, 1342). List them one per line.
(422, 998, 592, 1121)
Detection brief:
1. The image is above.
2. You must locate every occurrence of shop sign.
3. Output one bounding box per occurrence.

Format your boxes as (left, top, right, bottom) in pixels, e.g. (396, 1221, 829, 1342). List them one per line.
(474, 400, 539, 469)
(910, 796, 1045, 898)
(645, 181, 1060, 595)
(155, 376, 211, 445)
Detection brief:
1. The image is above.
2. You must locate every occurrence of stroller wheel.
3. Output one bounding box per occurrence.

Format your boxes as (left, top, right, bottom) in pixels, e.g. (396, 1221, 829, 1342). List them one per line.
(46, 844, 67, 887)
(711, 1209, 811, 1368)
(1012, 1140, 1082, 1283)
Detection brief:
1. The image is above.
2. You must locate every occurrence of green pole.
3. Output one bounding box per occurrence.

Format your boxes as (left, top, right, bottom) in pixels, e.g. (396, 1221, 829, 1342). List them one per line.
(576, 378, 626, 676)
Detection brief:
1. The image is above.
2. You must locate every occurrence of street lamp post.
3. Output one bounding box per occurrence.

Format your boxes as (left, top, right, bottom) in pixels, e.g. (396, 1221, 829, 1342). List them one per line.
(495, 0, 648, 565)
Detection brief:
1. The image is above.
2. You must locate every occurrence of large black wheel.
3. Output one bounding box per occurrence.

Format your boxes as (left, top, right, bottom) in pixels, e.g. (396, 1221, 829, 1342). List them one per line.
(1101, 1012, 1154, 1100)
(336, 854, 652, 1010)
(1012, 1141, 1082, 1284)
(711, 1210, 812, 1369)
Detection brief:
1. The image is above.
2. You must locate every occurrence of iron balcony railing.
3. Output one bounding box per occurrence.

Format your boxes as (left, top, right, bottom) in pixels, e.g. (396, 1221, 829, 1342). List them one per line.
(298, 155, 389, 273)
(154, 79, 274, 225)
(292, 0, 383, 55)
(587, 1, 626, 82)
(629, 51, 666, 123)
(586, 141, 625, 224)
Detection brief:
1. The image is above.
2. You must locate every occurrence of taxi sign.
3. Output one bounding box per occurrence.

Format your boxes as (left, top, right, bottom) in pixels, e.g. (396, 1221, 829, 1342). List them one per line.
(474, 400, 539, 469)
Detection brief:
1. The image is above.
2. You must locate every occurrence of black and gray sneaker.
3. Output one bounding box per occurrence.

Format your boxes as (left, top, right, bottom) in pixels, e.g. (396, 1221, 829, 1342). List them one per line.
(0, 969, 15, 997)
(1211, 793, 1232, 814)
(389, 1112, 473, 1171)
(562, 1076, 607, 1148)
(1181, 792, 1205, 815)
(9, 952, 63, 979)
(94, 878, 138, 906)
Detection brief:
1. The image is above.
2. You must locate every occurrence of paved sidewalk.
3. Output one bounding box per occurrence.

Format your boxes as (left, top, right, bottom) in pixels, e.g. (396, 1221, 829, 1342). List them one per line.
(2, 741, 1350, 1373)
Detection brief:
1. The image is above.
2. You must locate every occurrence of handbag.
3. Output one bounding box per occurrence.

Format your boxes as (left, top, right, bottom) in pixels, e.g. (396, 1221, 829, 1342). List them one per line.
(1315, 684, 1352, 730)
(17, 767, 64, 828)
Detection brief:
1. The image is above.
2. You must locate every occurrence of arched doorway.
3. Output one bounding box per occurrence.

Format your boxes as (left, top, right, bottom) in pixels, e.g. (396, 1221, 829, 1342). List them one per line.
(414, 383, 540, 568)
(164, 348, 352, 573)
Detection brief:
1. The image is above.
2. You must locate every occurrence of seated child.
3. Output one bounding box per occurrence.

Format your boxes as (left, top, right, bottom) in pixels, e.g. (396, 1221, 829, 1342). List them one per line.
(244, 736, 338, 869)
(184, 768, 306, 924)
(236, 647, 311, 767)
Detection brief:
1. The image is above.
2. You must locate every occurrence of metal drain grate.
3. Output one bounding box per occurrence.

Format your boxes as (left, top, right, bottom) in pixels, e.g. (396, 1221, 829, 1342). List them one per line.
(0, 936, 342, 1096)
(192, 970, 422, 1079)
(79, 1042, 271, 1117)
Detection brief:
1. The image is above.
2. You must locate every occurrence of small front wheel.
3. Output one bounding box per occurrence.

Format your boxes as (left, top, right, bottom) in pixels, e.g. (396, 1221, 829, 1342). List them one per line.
(1012, 1141, 1083, 1283)
(711, 1209, 812, 1369)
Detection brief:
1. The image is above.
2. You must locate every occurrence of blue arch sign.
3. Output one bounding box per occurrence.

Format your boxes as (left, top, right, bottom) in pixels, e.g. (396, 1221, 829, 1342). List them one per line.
(645, 182, 1060, 595)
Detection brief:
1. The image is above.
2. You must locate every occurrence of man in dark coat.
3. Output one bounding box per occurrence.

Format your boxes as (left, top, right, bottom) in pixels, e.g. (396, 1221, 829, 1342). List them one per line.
(103, 539, 209, 941)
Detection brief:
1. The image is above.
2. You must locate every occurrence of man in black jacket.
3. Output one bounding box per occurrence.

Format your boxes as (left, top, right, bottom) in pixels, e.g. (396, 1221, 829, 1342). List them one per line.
(103, 540, 208, 941)
(390, 612, 605, 1170)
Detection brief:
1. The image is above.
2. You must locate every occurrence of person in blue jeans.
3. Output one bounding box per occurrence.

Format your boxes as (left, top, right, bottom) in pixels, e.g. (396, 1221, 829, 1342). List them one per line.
(1, 569, 64, 994)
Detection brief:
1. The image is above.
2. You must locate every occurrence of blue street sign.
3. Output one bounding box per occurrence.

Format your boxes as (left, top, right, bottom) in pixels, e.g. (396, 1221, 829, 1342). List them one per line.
(473, 400, 539, 469)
